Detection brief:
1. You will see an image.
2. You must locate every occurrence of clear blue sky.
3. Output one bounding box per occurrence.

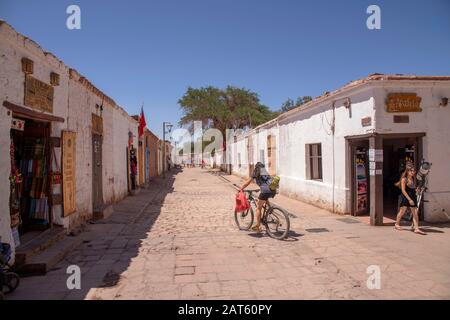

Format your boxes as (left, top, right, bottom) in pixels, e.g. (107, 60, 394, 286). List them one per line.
(1, 0, 450, 137)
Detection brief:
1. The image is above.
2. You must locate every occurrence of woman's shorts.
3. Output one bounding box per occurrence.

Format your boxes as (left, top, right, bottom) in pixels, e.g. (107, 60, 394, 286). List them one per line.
(258, 192, 276, 201)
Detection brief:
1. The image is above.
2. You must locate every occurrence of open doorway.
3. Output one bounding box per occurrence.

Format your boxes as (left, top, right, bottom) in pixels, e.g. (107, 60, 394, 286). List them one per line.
(383, 136, 423, 221)
(10, 118, 52, 246)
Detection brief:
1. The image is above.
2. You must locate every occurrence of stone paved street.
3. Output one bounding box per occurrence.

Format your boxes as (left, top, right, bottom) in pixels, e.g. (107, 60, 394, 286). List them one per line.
(7, 168, 450, 300)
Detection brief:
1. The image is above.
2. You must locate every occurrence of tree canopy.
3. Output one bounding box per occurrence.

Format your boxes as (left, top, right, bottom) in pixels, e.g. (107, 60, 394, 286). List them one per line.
(178, 86, 278, 134)
(279, 96, 313, 113)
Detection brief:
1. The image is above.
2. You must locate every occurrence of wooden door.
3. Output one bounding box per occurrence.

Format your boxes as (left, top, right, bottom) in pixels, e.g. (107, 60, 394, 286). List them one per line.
(92, 134, 103, 210)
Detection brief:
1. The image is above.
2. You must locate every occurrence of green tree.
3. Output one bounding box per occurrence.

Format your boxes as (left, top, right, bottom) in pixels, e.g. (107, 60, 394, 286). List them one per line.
(178, 86, 277, 135)
(279, 96, 313, 113)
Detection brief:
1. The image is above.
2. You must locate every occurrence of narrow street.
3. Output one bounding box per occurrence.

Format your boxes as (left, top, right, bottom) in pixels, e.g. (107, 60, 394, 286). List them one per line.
(8, 168, 450, 300)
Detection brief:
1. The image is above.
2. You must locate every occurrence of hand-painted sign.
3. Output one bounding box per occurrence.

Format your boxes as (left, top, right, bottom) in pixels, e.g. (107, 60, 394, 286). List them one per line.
(24, 75, 54, 113)
(62, 131, 76, 216)
(386, 93, 422, 113)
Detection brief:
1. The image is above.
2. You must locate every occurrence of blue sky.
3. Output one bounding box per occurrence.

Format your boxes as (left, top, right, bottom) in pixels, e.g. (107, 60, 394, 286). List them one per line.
(1, 0, 450, 137)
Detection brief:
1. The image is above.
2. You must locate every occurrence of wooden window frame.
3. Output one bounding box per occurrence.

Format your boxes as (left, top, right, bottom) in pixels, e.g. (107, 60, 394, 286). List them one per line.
(307, 143, 323, 181)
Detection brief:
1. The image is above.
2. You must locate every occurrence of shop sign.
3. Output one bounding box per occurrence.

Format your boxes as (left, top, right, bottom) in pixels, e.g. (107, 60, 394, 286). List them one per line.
(361, 117, 372, 127)
(62, 131, 76, 216)
(386, 93, 422, 113)
(11, 118, 25, 131)
(24, 75, 54, 113)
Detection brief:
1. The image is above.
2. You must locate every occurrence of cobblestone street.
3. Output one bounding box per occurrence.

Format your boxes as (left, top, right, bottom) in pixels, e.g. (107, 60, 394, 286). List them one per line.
(7, 168, 450, 300)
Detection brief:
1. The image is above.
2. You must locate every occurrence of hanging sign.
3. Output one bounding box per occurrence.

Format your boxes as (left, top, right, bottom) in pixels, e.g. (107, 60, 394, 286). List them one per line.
(386, 93, 422, 113)
(62, 131, 76, 216)
(92, 113, 103, 135)
(24, 75, 54, 113)
(11, 118, 25, 131)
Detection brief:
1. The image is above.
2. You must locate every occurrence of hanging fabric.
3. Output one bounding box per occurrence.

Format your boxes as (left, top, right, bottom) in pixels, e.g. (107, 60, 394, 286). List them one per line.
(49, 147, 61, 185)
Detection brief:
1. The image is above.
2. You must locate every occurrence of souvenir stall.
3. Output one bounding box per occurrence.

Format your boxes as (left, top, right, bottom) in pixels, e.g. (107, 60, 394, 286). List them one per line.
(9, 117, 53, 246)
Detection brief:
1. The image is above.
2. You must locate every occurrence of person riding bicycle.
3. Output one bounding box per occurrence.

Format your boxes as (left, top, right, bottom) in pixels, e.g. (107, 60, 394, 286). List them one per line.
(240, 162, 276, 232)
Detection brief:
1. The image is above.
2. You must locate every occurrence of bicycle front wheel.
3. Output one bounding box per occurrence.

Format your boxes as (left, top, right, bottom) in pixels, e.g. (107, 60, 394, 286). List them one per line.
(235, 207, 254, 231)
(264, 206, 290, 240)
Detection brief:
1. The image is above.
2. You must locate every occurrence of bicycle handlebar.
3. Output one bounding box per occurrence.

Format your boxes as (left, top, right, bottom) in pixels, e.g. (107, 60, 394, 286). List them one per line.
(233, 183, 260, 193)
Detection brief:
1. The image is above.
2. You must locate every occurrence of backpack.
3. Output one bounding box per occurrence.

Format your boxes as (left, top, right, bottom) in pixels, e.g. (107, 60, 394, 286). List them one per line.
(253, 162, 280, 192)
(269, 175, 280, 191)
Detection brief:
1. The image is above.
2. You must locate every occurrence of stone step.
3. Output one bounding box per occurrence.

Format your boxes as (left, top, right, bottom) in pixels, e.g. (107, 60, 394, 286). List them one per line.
(16, 235, 83, 276)
(15, 226, 66, 266)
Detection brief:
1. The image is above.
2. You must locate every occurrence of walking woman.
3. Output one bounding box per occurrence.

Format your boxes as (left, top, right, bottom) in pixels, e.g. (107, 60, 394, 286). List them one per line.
(394, 163, 426, 235)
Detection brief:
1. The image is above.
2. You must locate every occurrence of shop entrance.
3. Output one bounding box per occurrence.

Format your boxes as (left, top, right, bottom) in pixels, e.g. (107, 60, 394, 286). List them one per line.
(349, 134, 424, 223)
(10, 118, 52, 243)
(383, 136, 423, 220)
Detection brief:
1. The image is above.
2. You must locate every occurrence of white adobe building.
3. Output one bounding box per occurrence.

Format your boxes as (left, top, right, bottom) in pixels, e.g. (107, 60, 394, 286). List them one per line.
(0, 21, 140, 260)
(229, 74, 450, 225)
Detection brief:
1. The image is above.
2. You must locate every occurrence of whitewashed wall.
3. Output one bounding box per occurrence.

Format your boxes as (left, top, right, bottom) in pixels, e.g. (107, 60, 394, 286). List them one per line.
(231, 136, 248, 178)
(0, 21, 141, 254)
(230, 88, 376, 214)
(230, 82, 450, 222)
(373, 83, 450, 222)
(112, 106, 138, 201)
(0, 21, 70, 249)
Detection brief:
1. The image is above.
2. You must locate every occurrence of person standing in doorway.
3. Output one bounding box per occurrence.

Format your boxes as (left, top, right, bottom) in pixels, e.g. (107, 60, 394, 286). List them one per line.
(394, 162, 426, 235)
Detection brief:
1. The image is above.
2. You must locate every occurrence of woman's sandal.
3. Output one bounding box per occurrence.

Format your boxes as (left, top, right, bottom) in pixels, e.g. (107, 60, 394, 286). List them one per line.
(251, 225, 262, 233)
(394, 224, 402, 231)
(414, 229, 426, 235)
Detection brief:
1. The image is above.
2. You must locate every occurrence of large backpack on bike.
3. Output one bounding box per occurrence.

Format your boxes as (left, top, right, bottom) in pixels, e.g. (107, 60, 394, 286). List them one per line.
(254, 163, 280, 193)
(269, 175, 280, 192)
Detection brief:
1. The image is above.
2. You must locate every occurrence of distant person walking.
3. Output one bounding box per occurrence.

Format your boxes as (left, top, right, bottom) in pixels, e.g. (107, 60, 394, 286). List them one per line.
(394, 162, 426, 235)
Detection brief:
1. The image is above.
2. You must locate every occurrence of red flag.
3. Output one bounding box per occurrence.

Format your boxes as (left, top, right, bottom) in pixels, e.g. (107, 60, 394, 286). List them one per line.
(138, 106, 146, 137)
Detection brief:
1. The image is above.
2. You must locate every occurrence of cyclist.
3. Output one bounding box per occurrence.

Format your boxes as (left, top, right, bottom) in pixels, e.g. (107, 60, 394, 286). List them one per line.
(240, 162, 276, 232)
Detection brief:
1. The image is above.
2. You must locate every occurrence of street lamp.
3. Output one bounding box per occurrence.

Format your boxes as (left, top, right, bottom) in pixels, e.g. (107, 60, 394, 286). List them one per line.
(162, 122, 173, 178)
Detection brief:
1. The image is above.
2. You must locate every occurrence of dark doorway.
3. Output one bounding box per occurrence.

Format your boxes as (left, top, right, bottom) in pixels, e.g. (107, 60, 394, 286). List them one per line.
(383, 137, 423, 220)
(92, 134, 103, 211)
(10, 118, 52, 236)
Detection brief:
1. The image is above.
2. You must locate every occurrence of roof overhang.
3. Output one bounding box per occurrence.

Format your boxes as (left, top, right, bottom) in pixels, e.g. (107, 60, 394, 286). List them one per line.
(3, 100, 65, 123)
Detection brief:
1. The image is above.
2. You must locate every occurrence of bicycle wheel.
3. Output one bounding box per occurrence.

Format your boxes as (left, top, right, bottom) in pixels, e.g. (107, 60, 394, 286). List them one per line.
(234, 206, 254, 231)
(264, 206, 290, 240)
